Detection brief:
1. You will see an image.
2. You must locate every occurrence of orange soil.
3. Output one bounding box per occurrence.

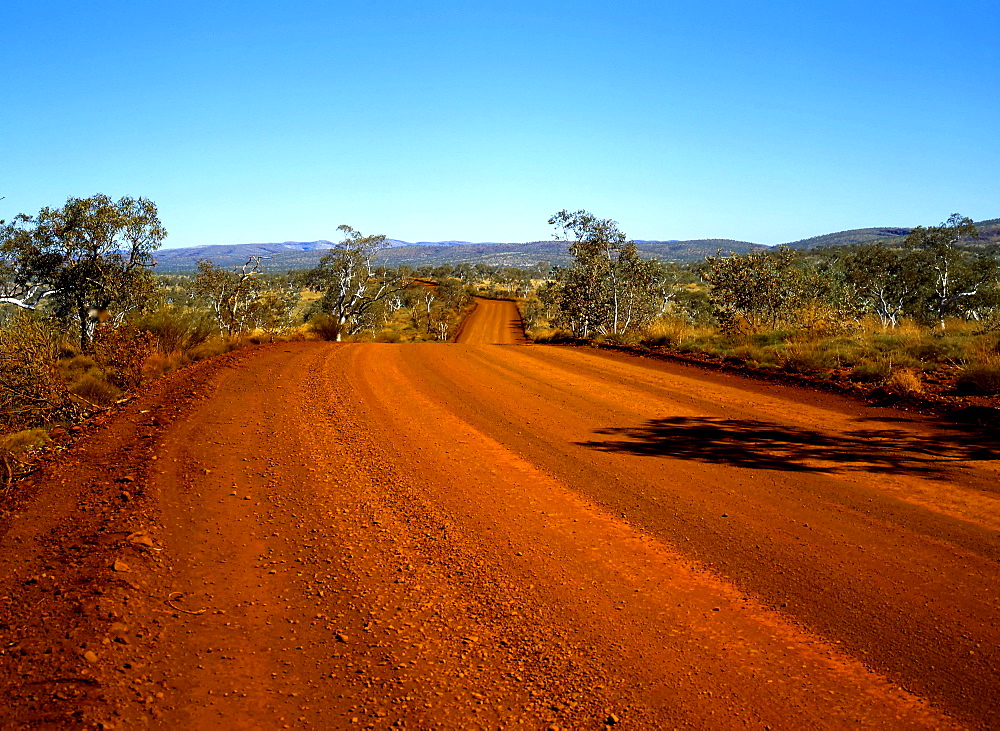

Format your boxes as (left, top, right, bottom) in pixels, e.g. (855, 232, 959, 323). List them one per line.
(2, 297, 999, 729)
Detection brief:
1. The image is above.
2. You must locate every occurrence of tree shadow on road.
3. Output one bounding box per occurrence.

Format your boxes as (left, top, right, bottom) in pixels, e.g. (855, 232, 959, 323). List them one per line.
(578, 417, 1000, 477)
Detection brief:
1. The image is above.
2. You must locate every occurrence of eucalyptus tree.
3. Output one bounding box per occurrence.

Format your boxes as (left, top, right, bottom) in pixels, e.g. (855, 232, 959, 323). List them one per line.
(544, 209, 661, 337)
(700, 247, 819, 333)
(193, 256, 295, 336)
(0, 194, 165, 351)
(302, 225, 407, 341)
(904, 214, 991, 327)
(840, 243, 929, 327)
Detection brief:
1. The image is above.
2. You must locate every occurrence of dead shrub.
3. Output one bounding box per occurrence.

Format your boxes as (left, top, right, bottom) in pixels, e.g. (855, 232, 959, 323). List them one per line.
(92, 323, 156, 390)
(0, 315, 78, 431)
(0, 428, 51, 486)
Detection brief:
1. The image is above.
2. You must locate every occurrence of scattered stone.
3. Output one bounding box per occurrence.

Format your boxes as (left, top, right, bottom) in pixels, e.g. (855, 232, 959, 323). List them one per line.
(112, 560, 131, 573)
(83, 650, 98, 664)
(335, 633, 349, 643)
(127, 531, 154, 548)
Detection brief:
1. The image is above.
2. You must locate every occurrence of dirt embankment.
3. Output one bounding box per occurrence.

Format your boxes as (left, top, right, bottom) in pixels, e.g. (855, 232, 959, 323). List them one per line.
(2, 299, 999, 729)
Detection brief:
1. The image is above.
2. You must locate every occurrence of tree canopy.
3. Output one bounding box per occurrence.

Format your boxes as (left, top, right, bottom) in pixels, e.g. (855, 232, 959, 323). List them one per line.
(0, 194, 166, 350)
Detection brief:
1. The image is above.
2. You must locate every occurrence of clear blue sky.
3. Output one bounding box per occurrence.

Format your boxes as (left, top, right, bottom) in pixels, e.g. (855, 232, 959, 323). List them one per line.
(3, 1, 998, 248)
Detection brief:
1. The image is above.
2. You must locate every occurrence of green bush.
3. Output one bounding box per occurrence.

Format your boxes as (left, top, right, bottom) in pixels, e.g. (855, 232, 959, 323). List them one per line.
(132, 306, 215, 352)
(907, 337, 966, 364)
(308, 314, 342, 342)
(850, 359, 892, 383)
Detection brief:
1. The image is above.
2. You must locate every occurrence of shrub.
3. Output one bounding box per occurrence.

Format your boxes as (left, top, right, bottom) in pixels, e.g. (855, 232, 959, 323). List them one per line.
(0, 315, 78, 431)
(308, 314, 342, 342)
(0, 428, 51, 485)
(92, 323, 156, 390)
(69, 373, 122, 406)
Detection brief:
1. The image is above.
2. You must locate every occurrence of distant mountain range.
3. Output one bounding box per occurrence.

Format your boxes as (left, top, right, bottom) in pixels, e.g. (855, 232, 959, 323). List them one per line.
(153, 219, 1000, 272)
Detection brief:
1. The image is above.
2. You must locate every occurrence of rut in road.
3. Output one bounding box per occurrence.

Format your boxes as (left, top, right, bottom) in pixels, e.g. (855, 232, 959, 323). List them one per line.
(5, 297, 996, 729)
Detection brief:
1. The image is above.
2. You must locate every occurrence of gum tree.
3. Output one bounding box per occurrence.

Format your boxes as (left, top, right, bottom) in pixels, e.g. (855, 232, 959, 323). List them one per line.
(544, 209, 660, 337)
(0, 194, 165, 351)
(302, 225, 406, 341)
(904, 214, 987, 327)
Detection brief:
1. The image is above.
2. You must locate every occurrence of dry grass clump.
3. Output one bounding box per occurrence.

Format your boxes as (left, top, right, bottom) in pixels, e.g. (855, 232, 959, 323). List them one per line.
(132, 306, 215, 353)
(186, 337, 239, 362)
(779, 343, 836, 373)
(884, 368, 925, 397)
(849, 359, 892, 383)
(642, 317, 714, 349)
(69, 373, 122, 405)
(630, 313, 1000, 399)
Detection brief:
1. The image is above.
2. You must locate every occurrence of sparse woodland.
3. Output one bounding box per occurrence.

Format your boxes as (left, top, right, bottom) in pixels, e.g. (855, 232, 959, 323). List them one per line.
(2, 197, 1000, 484)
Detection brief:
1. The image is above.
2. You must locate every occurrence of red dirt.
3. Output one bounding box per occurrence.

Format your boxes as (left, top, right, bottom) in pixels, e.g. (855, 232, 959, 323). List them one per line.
(2, 298, 999, 729)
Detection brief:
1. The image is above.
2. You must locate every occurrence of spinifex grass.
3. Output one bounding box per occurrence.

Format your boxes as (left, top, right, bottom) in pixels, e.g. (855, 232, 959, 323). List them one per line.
(635, 315, 1000, 394)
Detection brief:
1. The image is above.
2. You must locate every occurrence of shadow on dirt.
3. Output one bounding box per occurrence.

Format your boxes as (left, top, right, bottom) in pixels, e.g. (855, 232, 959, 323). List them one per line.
(579, 416, 1000, 476)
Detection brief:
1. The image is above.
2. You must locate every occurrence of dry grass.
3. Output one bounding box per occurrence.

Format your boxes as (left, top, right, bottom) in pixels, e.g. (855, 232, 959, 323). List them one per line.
(632, 314, 1000, 394)
(68, 373, 122, 405)
(885, 368, 925, 397)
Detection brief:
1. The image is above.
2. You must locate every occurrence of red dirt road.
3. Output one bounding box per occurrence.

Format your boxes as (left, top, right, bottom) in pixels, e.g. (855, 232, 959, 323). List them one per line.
(3, 298, 1000, 729)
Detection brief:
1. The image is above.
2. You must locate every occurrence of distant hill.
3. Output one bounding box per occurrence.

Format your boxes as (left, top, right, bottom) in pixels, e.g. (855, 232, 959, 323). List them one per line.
(153, 237, 765, 271)
(780, 218, 1000, 250)
(152, 219, 998, 272)
(781, 228, 912, 249)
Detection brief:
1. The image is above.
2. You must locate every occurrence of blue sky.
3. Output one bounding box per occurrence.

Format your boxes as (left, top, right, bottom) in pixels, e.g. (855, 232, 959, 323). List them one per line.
(3, 1, 998, 248)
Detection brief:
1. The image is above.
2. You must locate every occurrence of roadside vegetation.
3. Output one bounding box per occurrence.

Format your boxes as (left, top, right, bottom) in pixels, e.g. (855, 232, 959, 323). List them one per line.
(3, 194, 999, 484)
(524, 210, 1000, 407)
(0, 196, 482, 485)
